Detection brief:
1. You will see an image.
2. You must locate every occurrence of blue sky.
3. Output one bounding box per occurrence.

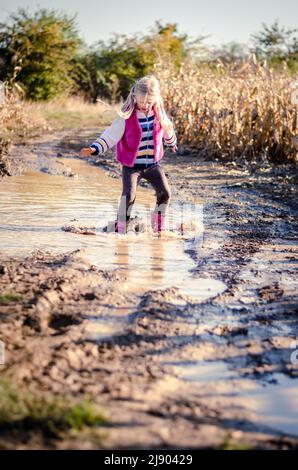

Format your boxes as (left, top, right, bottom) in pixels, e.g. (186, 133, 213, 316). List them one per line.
(0, 0, 297, 48)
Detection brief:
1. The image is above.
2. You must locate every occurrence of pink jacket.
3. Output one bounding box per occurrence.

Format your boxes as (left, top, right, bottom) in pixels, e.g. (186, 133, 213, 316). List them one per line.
(89, 107, 177, 163)
(116, 108, 164, 167)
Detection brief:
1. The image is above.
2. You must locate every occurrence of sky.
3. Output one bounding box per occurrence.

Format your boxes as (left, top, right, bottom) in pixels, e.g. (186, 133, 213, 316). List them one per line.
(0, 0, 297, 49)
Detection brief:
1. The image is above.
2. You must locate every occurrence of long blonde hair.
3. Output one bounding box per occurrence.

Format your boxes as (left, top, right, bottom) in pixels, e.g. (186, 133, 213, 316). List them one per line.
(118, 75, 174, 132)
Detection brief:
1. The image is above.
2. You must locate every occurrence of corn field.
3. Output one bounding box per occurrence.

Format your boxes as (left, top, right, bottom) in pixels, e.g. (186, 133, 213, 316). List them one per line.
(155, 59, 298, 163)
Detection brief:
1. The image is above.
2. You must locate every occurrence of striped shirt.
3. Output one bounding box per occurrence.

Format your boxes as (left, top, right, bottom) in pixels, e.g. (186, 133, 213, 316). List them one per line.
(89, 109, 177, 168)
(135, 114, 155, 164)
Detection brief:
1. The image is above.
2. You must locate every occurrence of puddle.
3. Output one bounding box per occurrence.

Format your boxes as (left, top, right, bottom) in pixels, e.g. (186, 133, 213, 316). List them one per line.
(165, 359, 298, 437)
(245, 373, 298, 437)
(167, 359, 234, 382)
(0, 157, 226, 303)
(81, 304, 134, 341)
(83, 314, 129, 341)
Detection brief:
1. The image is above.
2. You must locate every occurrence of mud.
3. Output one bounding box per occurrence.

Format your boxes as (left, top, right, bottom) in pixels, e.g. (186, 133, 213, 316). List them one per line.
(0, 127, 297, 449)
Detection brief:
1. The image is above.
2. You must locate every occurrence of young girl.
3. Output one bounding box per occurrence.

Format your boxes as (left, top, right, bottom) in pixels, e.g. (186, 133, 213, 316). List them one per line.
(79, 75, 178, 234)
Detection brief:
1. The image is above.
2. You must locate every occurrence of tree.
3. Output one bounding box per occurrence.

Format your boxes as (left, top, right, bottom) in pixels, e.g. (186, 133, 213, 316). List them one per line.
(72, 21, 204, 103)
(250, 19, 298, 70)
(0, 8, 82, 100)
(208, 41, 250, 65)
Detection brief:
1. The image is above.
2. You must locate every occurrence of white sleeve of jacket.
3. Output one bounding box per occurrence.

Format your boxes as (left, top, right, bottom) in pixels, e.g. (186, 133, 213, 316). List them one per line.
(163, 116, 177, 147)
(89, 116, 126, 155)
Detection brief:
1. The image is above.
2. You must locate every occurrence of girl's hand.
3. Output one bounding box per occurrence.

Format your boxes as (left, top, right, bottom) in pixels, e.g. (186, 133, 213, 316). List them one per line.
(79, 147, 94, 157)
(171, 145, 178, 153)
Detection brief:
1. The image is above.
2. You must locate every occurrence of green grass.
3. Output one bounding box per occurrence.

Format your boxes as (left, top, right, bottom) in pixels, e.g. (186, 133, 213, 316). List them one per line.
(0, 293, 23, 304)
(218, 432, 252, 450)
(0, 379, 107, 435)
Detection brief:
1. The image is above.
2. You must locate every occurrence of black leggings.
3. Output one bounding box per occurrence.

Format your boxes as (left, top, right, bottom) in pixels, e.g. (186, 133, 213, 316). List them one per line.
(117, 162, 172, 222)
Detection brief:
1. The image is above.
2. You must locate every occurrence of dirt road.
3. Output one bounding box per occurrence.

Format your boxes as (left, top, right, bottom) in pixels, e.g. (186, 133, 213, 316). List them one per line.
(0, 128, 297, 449)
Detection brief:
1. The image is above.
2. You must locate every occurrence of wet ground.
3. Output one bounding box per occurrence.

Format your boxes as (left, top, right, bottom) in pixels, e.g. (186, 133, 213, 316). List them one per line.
(0, 127, 297, 449)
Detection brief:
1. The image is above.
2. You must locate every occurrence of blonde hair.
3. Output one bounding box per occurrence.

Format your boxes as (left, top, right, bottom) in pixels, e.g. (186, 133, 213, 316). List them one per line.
(118, 75, 174, 132)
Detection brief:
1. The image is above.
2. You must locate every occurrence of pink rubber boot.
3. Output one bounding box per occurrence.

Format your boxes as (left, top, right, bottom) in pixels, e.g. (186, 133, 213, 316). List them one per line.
(115, 219, 126, 234)
(150, 211, 166, 232)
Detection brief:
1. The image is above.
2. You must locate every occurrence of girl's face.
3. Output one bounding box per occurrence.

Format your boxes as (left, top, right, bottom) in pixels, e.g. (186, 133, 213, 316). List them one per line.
(135, 93, 155, 112)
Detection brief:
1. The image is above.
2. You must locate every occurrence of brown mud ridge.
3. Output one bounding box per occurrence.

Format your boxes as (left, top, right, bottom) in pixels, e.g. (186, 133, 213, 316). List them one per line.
(0, 128, 298, 449)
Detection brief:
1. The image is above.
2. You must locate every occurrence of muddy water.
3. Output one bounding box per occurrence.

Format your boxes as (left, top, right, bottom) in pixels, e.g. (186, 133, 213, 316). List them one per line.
(0, 157, 226, 302)
(167, 360, 298, 437)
